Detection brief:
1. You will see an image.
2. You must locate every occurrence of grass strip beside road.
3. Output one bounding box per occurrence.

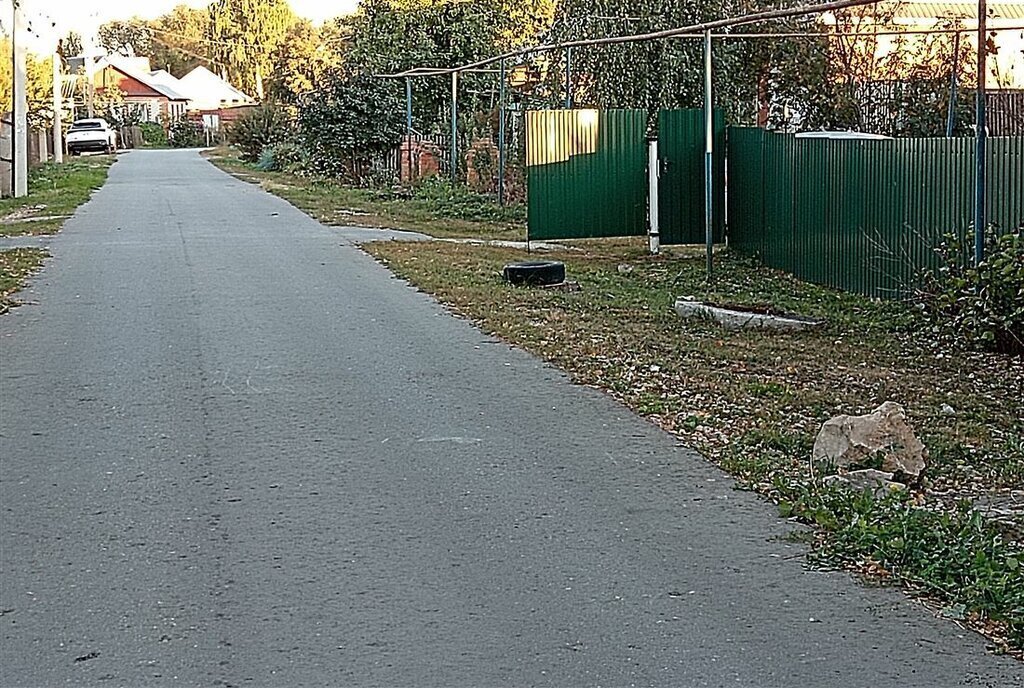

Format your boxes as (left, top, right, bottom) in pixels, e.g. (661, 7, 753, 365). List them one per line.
(0, 248, 48, 313)
(0, 155, 115, 237)
(204, 148, 526, 241)
(365, 238, 1024, 654)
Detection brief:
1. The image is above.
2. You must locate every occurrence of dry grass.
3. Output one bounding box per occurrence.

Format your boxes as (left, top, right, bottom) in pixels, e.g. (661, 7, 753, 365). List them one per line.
(204, 147, 526, 241)
(0, 248, 48, 313)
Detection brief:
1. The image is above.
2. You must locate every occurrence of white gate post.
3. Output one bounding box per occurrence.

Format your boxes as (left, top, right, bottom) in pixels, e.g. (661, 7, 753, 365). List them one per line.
(648, 138, 660, 255)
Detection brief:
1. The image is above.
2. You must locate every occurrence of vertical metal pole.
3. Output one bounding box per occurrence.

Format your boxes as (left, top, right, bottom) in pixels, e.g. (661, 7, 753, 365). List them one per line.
(13, 0, 28, 197)
(405, 77, 413, 183)
(945, 31, 961, 138)
(450, 71, 458, 182)
(974, 0, 987, 264)
(648, 138, 660, 254)
(53, 46, 64, 163)
(498, 59, 507, 206)
(703, 29, 714, 281)
(564, 47, 574, 109)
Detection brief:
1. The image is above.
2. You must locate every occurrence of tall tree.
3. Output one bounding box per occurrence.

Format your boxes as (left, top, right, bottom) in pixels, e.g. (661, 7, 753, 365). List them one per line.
(148, 5, 214, 76)
(266, 18, 349, 102)
(0, 36, 59, 128)
(97, 18, 152, 56)
(59, 31, 83, 60)
(209, 0, 296, 99)
(347, 0, 510, 128)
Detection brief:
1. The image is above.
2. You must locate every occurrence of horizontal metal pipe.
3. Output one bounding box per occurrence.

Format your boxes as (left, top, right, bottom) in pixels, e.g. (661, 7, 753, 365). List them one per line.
(378, 0, 890, 78)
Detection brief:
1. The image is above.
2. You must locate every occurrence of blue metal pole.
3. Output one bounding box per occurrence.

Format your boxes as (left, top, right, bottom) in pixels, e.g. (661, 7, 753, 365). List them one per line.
(704, 29, 714, 281)
(974, 0, 987, 265)
(405, 77, 413, 182)
(498, 59, 507, 206)
(451, 71, 458, 182)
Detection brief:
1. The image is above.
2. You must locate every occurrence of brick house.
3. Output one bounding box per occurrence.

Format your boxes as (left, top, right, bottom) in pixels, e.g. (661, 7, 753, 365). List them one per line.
(93, 57, 189, 123)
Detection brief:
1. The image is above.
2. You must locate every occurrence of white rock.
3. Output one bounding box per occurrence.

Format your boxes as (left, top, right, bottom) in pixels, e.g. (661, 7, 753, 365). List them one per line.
(812, 401, 927, 478)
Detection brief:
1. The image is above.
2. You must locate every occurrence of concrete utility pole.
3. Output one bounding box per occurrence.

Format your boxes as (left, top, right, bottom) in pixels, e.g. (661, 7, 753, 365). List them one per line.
(53, 44, 64, 163)
(13, 0, 29, 197)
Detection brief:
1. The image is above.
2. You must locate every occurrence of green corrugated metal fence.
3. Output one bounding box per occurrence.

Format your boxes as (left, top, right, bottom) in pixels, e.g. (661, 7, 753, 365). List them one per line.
(727, 128, 1024, 298)
(527, 109, 648, 241)
(658, 109, 726, 244)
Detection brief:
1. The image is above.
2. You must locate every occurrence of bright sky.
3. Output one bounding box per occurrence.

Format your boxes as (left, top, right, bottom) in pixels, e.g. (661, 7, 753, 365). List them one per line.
(14, 0, 360, 50)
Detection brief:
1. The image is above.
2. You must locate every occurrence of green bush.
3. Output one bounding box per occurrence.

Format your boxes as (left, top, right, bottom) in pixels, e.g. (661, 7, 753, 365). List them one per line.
(256, 142, 306, 172)
(140, 122, 167, 147)
(168, 118, 204, 148)
(297, 74, 404, 181)
(918, 227, 1024, 356)
(228, 105, 293, 162)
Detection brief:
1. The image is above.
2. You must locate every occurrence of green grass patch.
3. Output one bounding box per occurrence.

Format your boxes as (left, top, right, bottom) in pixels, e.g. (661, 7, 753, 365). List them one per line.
(0, 248, 48, 313)
(780, 479, 1023, 649)
(366, 237, 1024, 653)
(0, 156, 115, 236)
(204, 147, 525, 241)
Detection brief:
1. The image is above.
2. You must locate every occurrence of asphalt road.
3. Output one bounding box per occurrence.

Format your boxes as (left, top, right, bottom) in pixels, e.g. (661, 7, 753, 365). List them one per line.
(1, 150, 1019, 688)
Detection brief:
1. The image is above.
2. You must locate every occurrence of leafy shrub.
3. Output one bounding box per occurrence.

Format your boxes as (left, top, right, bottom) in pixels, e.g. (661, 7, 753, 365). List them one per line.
(398, 177, 523, 223)
(228, 105, 293, 162)
(777, 479, 1024, 647)
(168, 118, 204, 148)
(917, 227, 1024, 356)
(140, 122, 167, 147)
(256, 142, 306, 172)
(297, 73, 404, 181)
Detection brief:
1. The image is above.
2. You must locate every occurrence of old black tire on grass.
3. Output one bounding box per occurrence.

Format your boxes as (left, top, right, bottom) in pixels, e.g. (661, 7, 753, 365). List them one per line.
(503, 260, 565, 286)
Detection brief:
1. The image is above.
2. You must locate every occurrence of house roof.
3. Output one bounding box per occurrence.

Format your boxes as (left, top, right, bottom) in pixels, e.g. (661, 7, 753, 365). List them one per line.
(178, 66, 255, 108)
(99, 56, 190, 101)
(883, 0, 1024, 20)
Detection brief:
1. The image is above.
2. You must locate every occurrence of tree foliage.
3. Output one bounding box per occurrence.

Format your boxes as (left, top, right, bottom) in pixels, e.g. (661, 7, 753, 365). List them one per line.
(148, 5, 213, 76)
(0, 36, 59, 128)
(209, 0, 295, 99)
(97, 18, 152, 56)
(548, 0, 985, 136)
(918, 228, 1024, 356)
(59, 32, 84, 63)
(266, 18, 349, 103)
(347, 0, 554, 129)
(297, 73, 405, 180)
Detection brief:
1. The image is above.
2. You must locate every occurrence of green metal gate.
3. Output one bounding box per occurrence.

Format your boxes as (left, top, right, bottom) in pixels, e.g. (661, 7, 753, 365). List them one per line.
(526, 109, 648, 241)
(657, 109, 726, 245)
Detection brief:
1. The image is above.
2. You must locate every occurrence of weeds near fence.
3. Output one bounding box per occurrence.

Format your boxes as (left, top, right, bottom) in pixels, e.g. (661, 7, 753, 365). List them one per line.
(916, 227, 1024, 357)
